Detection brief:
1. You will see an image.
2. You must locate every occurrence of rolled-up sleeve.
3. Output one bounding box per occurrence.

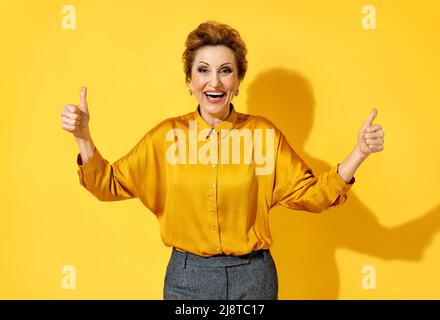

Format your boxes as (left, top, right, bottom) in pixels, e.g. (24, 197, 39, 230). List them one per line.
(271, 131, 355, 213)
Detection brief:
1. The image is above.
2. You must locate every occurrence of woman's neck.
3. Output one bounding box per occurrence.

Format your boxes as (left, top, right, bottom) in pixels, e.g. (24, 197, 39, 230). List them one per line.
(199, 104, 232, 127)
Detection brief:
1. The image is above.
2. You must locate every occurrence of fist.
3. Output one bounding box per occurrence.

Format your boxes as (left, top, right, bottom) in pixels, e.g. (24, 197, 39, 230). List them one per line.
(61, 87, 90, 139)
(357, 108, 385, 157)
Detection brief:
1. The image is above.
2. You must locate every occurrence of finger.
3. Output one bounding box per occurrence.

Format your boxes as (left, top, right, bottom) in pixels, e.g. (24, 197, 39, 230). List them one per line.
(366, 124, 382, 133)
(366, 138, 384, 145)
(363, 108, 378, 127)
(367, 144, 384, 152)
(62, 115, 80, 126)
(61, 123, 76, 131)
(364, 130, 384, 139)
(79, 87, 88, 109)
(64, 104, 79, 113)
(61, 110, 81, 120)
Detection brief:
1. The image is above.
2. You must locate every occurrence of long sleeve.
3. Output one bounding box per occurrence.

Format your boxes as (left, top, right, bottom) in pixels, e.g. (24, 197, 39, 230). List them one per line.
(76, 132, 152, 202)
(73, 104, 359, 256)
(270, 131, 355, 213)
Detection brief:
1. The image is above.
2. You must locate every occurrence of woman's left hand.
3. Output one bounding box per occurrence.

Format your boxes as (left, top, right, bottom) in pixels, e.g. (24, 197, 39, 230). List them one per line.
(356, 108, 385, 157)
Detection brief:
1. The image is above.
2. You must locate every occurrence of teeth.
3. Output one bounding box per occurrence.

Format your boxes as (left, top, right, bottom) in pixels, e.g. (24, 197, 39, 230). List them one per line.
(205, 92, 224, 96)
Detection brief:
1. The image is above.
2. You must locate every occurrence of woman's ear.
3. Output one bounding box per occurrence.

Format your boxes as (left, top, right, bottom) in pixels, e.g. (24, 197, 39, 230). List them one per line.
(188, 81, 194, 95)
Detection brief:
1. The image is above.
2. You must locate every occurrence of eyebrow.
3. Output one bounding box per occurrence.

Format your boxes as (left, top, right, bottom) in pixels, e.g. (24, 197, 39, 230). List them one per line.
(197, 61, 233, 67)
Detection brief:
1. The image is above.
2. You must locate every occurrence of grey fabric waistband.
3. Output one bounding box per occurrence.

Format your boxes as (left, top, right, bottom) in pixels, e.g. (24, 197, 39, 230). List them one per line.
(171, 247, 270, 268)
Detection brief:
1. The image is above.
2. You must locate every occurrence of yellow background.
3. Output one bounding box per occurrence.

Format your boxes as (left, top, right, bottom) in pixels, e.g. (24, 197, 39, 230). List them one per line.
(1, 0, 439, 299)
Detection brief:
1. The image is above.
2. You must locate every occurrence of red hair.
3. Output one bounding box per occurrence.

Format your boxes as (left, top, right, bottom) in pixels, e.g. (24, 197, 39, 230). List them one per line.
(182, 21, 248, 86)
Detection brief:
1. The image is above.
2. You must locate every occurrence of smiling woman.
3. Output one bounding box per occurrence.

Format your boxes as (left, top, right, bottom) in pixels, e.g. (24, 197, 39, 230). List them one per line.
(182, 20, 248, 86)
(183, 21, 248, 127)
(64, 20, 375, 301)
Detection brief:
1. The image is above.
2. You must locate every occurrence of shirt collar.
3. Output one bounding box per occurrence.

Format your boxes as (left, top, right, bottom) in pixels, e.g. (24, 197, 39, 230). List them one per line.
(194, 103, 238, 131)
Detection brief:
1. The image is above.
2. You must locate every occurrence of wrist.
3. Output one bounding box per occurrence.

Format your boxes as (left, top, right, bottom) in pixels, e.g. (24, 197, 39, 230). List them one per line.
(75, 132, 95, 150)
(75, 129, 91, 143)
(354, 144, 369, 160)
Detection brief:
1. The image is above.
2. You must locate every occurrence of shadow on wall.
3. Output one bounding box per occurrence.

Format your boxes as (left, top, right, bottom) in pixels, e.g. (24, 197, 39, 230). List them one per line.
(246, 68, 440, 299)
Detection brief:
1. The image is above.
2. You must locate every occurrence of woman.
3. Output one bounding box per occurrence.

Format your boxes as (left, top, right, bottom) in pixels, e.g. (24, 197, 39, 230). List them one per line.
(60, 21, 384, 300)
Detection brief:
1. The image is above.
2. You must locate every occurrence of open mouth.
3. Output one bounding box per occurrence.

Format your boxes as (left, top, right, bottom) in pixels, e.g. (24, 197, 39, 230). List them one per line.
(205, 92, 226, 98)
(204, 92, 226, 103)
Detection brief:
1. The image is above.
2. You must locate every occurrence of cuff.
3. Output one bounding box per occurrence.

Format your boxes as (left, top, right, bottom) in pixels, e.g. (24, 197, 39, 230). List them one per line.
(76, 147, 104, 174)
(328, 163, 355, 194)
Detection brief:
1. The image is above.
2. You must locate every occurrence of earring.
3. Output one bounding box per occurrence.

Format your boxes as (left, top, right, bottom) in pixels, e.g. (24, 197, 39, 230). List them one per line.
(189, 89, 193, 96)
(235, 90, 239, 96)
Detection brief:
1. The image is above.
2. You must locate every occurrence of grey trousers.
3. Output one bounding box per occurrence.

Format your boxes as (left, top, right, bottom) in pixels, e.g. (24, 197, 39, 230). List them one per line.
(163, 247, 278, 300)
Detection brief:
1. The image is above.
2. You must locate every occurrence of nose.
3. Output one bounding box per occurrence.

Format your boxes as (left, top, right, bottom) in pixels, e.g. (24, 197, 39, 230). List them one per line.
(209, 71, 221, 87)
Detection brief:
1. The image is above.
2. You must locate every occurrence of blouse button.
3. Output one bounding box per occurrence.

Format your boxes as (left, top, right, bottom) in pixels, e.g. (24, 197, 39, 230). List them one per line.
(211, 164, 216, 168)
(211, 183, 216, 188)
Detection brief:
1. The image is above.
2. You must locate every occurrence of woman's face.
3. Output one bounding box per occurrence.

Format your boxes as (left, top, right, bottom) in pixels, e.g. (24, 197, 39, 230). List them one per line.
(189, 45, 240, 118)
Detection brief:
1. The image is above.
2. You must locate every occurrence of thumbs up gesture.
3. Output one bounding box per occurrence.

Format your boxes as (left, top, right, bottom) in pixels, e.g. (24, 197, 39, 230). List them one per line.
(61, 87, 91, 139)
(356, 108, 385, 157)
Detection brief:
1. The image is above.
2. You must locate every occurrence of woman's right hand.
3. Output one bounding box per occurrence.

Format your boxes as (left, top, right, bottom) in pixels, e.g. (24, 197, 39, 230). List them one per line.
(61, 87, 91, 140)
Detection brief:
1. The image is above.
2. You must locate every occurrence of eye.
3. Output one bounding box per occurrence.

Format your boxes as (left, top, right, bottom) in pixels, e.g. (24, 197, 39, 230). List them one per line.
(221, 67, 232, 74)
(198, 67, 208, 73)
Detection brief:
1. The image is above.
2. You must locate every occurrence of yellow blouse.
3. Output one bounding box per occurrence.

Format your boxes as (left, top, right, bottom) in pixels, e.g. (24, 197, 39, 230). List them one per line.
(76, 103, 355, 257)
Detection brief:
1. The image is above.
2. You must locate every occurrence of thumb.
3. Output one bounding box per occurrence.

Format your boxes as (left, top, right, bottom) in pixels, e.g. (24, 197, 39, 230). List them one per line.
(363, 107, 377, 128)
(79, 86, 88, 111)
